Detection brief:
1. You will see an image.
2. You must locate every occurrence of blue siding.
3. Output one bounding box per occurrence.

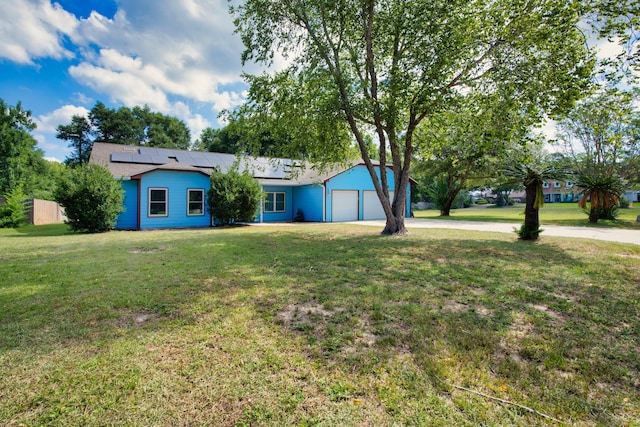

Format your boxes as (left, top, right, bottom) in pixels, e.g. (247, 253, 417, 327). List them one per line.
(115, 179, 139, 229)
(138, 170, 211, 229)
(325, 165, 410, 221)
(293, 185, 324, 222)
(261, 185, 294, 222)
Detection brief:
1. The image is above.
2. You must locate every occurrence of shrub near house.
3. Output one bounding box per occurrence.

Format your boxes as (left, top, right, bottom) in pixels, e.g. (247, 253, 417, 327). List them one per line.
(207, 166, 261, 225)
(54, 164, 124, 232)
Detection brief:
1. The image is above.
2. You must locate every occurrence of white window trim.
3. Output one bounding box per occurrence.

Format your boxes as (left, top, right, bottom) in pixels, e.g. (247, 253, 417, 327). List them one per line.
(542, 181, 550, 188)
(187, 188, 205, 216)
(148, 188, 168, 217)
(553, 181, 561, 188)
(566, 181, 574, 188)
(264, 191, 286, 213)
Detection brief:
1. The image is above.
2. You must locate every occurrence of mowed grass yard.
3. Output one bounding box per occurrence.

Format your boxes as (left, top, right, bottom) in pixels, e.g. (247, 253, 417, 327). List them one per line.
(1, 223, 639, 426)
(415, 203, 640, 229)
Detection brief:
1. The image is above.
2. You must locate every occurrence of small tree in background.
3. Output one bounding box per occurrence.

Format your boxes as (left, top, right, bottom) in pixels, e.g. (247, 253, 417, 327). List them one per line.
(207, 166, 261, 225)
(504, 164, 566, 240)
(576, 174, 625, 223)
(54, 164, 124, 232)
(0, 186, 28, 228)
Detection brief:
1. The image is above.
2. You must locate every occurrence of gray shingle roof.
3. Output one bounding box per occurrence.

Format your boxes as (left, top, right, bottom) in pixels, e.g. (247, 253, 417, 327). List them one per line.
(89, 142, 357, 185)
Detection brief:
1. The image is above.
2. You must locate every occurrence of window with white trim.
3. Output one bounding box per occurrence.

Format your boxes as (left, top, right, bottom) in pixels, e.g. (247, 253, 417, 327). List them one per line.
(553, 181, 561, 188)
(187, 189, 205, 216)
(542, 181, 550, 188)
(566, 181, 574, 188)
(264, 192, 285, 212)
(149, 188, 168, 216)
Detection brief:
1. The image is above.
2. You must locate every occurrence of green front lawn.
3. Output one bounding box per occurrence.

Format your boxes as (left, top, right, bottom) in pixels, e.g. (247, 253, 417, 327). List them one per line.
(415, 202, 640, 229)
(1, 224, 639, 425)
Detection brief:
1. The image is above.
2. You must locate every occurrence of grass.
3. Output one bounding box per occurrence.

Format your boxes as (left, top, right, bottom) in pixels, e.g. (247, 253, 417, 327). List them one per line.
(414, 203, 640, 229)
(1, 223, 639, 426)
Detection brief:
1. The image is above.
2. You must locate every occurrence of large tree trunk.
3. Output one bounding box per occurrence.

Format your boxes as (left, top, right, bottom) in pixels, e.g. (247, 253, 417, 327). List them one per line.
(520, 181, 540, 240)
(382, 213, 407, 235)
(379, 171, 408, 235)
(440, 194, 457, 216)
(440, 183, 463, 217)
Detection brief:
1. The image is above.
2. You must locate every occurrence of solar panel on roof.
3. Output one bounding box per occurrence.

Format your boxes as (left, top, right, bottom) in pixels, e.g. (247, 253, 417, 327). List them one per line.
(176, 153, 194, 163)
(139, 147, 157, 156)
(111, 153, 133, 162)
(134, 154, 153, 163)
(192, 158, 214, 167)
(151, 156, 169, 164)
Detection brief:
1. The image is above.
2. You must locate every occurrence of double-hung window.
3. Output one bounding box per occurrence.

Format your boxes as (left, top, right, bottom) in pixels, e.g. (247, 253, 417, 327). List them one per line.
(187, 189, 205, 216)
(264, 192, 285, 212)
(149, 188, 168, 216)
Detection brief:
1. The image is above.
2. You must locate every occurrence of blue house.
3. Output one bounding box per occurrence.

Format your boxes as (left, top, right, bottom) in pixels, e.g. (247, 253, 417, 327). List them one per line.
(90, 142, 412, 230)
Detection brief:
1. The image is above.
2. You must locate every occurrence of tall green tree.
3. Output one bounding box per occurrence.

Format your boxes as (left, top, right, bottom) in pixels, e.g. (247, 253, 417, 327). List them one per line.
(195, 115, 311, 159)
(133, 106, 191, 149)
(557, 88, 639, 181)
(415, 94, 528, 216)
(556, 89, 639, 221)
(232, 0, 593, 234)
(56, 115, 93, 167)
(0, 99, 50, 196)
(90, 102, 143, 145)
(76, 102, 191, 149)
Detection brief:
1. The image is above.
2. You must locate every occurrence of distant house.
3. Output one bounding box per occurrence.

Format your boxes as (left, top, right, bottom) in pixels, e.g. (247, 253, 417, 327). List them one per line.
(542, 180, 577, 203)
(89, 142, 412, 230)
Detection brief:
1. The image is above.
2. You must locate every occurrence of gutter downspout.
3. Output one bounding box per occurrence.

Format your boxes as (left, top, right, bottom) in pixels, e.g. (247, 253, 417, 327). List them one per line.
(322, 183, 326, 222)
(136, 179, 141, 230)
(260, 185, 264, 223)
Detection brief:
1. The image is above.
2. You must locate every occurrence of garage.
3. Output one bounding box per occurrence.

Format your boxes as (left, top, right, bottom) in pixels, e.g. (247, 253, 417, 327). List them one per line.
(331, 190, 358, 221)
(363, 190, 393, 220)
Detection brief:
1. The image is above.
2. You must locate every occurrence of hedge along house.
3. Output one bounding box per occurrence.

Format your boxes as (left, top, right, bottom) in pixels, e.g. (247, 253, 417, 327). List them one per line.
(90, 142, 412, 230)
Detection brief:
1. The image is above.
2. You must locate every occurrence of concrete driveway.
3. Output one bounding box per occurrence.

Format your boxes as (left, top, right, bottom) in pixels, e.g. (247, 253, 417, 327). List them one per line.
(350, 218, 640, 246)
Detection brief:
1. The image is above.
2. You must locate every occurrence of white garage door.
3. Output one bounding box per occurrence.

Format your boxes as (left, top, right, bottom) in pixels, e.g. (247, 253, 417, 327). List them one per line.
(363, 190, 393, 220)
(332, 190, 358, 222)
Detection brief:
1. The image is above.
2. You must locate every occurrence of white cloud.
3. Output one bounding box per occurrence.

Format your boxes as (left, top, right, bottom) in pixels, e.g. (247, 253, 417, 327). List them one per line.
(56, 0, 253, 139)
(0, 0, 78, 64)
(32, 105, 90, 162)
(3, 0, 258, 159)
(34, 104, 90, 133)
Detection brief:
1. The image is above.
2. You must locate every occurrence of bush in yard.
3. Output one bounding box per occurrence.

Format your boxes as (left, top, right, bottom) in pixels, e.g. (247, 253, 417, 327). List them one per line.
(619, 197, 630, 209)
(0, 186, 28, 228)
(576, 174, 624, 223)
(207, 166, 261, 225)
(54, 164, 124, 232)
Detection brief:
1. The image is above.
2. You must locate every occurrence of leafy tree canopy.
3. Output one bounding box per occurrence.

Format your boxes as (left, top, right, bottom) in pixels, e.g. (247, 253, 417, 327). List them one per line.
(195, 112, 322, 160)
(584, 0, 639, 84)
(414, 93, 531, 215)
(232, 0, 594, 234)
(556, 88, 640, 184)
(57, 102, 192, 166)
(0, 99, 56, 198)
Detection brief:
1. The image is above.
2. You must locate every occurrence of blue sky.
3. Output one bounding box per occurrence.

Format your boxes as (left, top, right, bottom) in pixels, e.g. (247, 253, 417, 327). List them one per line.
(1, 1, 633, 163)
(1, 0, 262, 161)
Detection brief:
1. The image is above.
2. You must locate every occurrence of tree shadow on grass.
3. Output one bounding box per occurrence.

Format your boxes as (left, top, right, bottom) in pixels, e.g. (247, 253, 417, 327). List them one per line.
(5, 223, 74, 237)
(1, 227, 637, 424)
(235, 231, 638, 424)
